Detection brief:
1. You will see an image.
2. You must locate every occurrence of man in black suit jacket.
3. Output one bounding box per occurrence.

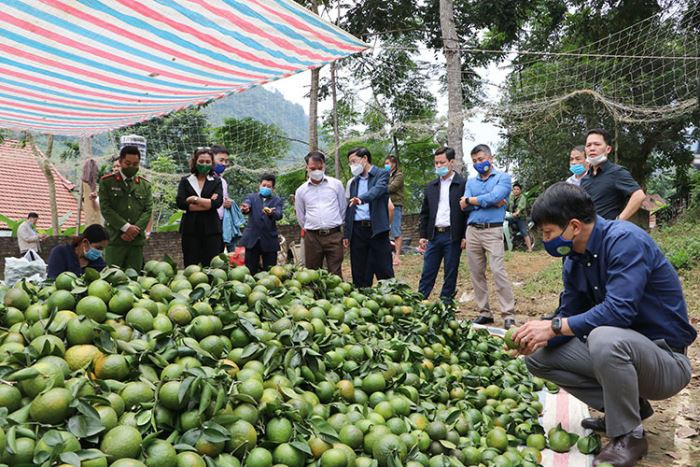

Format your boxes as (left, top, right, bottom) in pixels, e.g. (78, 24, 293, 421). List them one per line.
(239, 173, 284, 274)
(344, 147, 394, 287)
(418, 147, 467, 302)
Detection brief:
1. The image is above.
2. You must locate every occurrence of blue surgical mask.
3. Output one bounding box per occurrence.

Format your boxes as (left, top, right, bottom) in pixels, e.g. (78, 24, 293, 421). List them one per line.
(85, 248, 102, 261)
(435, 167, 449, 177)
(214, 163, 226, 175)
(543, 224, 574, 257)
(569, 164, 586, 176)
(474, 161, 491, 175)
(384, 164, 392, 172)
(259, 186, 272, 197)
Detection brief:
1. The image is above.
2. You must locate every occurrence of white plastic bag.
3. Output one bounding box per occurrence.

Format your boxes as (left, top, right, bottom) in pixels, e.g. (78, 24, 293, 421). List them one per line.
(4, 250, 47, 286)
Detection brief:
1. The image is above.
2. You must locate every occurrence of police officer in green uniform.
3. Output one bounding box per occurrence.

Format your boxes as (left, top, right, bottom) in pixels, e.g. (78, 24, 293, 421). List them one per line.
(99, 145, 153, 271)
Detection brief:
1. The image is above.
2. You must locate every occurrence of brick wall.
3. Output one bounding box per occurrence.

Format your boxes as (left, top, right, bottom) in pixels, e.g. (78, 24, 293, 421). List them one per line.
(0, 213, 422, 278)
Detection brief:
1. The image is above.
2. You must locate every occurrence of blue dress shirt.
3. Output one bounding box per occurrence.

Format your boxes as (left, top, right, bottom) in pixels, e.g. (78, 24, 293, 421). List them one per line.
(556, 217, 696, 348)
(354, 175, 371, 221)
(464, 170, 512, 224)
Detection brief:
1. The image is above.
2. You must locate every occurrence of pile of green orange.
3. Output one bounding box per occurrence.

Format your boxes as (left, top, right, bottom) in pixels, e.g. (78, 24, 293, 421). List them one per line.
(0, 258, 570, 467)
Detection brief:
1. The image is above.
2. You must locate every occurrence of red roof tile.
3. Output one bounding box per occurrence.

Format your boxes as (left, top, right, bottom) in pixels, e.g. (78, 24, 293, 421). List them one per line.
(0, 139, 83, 230)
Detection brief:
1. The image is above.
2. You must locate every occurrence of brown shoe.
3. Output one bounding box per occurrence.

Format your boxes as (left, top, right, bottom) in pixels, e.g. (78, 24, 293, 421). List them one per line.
(594, 433, 648, 467)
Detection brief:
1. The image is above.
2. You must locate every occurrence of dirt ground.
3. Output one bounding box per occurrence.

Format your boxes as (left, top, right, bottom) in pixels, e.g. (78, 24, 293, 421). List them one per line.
(344, 250, 700, 466)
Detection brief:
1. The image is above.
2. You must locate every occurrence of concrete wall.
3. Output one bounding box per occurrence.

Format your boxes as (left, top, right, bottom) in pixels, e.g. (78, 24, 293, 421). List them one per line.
(0, 214, 422, 278)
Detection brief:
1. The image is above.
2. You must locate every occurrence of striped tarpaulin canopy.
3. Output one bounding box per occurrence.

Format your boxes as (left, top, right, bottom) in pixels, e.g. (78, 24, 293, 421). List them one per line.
(0, 0, 367, 136)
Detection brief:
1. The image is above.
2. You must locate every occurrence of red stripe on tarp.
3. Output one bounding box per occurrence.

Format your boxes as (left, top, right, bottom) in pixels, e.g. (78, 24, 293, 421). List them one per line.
(118, 0, 298, 72)
(41, 0, 268, 82)
(0, 40, 211, 96)
(189, 0, 333, 62)
(248, 0, 365, 52)
(0, 12, 238, 89)
(552, 390, 571, 467)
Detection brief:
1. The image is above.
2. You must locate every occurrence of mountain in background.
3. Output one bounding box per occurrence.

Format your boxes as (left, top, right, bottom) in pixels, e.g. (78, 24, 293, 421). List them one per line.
(204, 86, 309, 167)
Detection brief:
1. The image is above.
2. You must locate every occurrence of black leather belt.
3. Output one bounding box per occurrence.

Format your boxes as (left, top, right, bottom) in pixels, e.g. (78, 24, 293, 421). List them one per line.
(470, 222, 502, 229)
(355, 220, 372, 227)
(435, 226, 450, 233)
(670, 345, 687, 355)
(307, 226, 341, 236)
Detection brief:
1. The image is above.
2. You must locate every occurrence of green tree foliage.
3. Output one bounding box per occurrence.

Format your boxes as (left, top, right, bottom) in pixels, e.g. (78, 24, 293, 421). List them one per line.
(213, 117, 291, 201)
(500, 1, 699, 202)
(148, 154, 179, 227)
(113, 108, 211, 171)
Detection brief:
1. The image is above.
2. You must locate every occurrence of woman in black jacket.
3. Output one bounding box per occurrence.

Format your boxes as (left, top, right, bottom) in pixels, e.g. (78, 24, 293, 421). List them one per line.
(176, 148, 224, 266)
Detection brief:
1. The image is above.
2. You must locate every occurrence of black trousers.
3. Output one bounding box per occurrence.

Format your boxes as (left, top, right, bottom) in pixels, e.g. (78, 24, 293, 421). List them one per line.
(349, 223, 394, 288)
(245, 241, 277, 275)
(182, 233, 223, 267)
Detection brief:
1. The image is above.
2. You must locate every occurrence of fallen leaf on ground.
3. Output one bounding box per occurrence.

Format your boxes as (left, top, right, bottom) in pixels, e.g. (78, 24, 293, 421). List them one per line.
(676, 427, 698, 439)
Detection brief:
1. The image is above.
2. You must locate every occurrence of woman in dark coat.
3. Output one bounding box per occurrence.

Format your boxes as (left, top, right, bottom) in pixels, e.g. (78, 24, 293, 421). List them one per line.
(176, 148, 224, 267)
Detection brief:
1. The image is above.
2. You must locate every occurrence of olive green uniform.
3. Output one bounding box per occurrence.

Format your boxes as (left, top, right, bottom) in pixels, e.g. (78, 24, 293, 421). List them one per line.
(98, 172, 152, 271)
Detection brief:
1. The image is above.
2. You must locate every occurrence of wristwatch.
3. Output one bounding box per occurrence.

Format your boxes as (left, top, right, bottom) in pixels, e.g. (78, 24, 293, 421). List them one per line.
(551, 317, 563, 336)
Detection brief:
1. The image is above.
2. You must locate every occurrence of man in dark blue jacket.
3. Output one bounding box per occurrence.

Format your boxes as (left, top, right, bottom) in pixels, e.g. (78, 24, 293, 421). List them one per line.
(417, 147, 467, 302)
(239, 173, 284, 274)
(344, 147, 394, 287)
(514, 183, 696, 467)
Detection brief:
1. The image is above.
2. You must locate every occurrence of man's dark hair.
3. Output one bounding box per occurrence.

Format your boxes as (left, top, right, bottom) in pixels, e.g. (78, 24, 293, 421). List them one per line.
(348, 147, 372, 163)
(531, 182, 597, 229)
(470, 144, 492, 157)
(211, 145, 229, 155)
(512, 182, 522, 190)
(434, 147, 455, 161)
(586, 128, 612, 146)
(27, 212, 38, 219)
(72, 223, 109, 247)
(305, 151, 326, 165)
(261, 173, 276, 187)
(119, 145, 141, 160)
(572, 145, 585, 154)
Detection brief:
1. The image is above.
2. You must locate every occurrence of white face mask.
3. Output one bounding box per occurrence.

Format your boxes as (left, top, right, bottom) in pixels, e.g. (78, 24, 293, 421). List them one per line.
(586, 155, 608, 166)
(350, 163, 364, 177)
(308, 169, 324, 182)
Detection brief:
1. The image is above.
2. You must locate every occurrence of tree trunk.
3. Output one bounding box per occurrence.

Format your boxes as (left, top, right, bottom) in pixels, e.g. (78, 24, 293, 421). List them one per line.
(308, 0, 320, 153)
(77, 136, 94, 233)
(28, 133, 60, 235)
(330, 61, 341, 178)
(439, 0, 465, 171)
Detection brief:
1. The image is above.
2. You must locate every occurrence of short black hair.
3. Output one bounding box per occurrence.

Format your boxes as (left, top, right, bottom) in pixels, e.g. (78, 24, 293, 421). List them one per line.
(531, 182, 597, 229)
(572, 145, 585, 154)
(512, 182, 522, 190)
(434, 147, 455, 161)
(83, 224, 109, 243)
(260, 173, 276, 187)
(348, 147, 372, 163)
(305, 151, 326, 165)
(119, 145, 141, 160)
(211, 145, 229, 155)
(470, 144, 492, 157)
(586, 128, 612, 146)
(27, 212, 38, 219)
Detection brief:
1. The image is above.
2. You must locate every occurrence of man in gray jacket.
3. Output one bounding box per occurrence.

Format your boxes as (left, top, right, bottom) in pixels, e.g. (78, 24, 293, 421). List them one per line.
(17, 212, 45, 254)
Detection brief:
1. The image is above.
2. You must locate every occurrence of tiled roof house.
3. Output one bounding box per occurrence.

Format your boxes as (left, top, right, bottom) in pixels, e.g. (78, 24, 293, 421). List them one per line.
(0, 139, 82, 231)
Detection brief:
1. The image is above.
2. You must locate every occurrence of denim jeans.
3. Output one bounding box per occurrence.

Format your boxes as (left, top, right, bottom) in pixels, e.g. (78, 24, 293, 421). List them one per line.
(418, 231, 462, 301)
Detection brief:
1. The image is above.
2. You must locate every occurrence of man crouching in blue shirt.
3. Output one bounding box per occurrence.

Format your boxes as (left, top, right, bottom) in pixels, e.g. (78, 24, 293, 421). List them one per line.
(513, 182, 695, 467)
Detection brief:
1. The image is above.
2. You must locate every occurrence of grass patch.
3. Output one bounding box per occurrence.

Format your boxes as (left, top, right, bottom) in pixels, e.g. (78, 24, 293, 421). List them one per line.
(653, 219, 700, 270)
(521, 260, 562, 296)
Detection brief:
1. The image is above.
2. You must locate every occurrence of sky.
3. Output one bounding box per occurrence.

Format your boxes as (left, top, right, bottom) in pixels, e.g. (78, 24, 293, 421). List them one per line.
(264, 58, 509, 168)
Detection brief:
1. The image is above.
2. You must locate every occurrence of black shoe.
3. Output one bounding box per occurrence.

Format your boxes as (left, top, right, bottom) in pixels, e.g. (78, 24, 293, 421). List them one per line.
(472, 315, 494, 325)
(594, 432, 647, 466)
(541, 311, 557, 320)
(504, 318, 516, 330)
(582, 399, 654, 432)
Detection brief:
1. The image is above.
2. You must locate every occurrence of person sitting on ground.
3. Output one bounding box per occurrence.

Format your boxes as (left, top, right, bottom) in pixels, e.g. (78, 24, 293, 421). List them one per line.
(513, 182, 696, 467)
(47, 224, 109, 279)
